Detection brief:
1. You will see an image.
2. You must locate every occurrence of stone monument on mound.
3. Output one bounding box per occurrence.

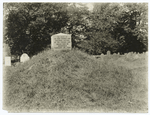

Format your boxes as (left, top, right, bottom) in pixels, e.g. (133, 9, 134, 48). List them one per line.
(51, 33, 72, 50)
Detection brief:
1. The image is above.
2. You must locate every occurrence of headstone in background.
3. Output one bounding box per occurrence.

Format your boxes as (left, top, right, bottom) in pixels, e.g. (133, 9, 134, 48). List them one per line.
(130, 52, 133, 55)
(101, 53, 104, 56)
(126, 53, 131, 59)
(107, 51, 111, 55)
(113, 53, 117, 55)
(118, 52, 120, 55)
(101, 53, 104, 61)
(133, 54, 139, 59)
(3, 43, 11, 65)
(137, 52, 140, 57)
(20, 53, 30, 63)
(5, 57, 11, 66)
(51, 33, 72, 50)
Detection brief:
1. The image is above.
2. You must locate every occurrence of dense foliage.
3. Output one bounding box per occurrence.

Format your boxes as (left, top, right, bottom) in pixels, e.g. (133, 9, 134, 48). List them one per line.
(4, 3, 148, 56)
(4, 3, 69, 56)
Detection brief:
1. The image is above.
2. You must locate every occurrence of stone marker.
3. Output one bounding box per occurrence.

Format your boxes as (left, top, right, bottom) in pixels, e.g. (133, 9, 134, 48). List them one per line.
(51, 33, 72, 50)
(126, 53, 130, 58)
(20, 53, 30, 63)
(101, 53, 104, 56)
(107, 51, 111, 55)
(130, 52, 133, 54)
(101, 53, 104, 57)
(5, 57, 11, 66)
(101, 53, 104, 61)
(133, 54, 139, 59)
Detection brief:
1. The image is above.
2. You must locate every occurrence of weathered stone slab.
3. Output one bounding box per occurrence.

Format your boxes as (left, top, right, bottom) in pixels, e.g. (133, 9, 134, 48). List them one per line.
(20, 53, 30, 63)
(133, 54, 139, 59)
(51, 33, 72, 50)
(5, 57, 11, 66)
(101, 53, 105, 61)
(107, 51, 111, 55)
(101, 53, 104, 56)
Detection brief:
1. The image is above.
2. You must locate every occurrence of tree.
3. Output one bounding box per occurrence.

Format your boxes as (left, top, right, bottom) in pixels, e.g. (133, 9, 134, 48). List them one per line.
(78, 31, 119, 55)
(78, 3, 120, 55)
(4, 3, 69, 56)
(112, 3, 148, 53)
(88, 3, 148, 54)
(61, 3, 90, 48)
(4, 3, 148, 56)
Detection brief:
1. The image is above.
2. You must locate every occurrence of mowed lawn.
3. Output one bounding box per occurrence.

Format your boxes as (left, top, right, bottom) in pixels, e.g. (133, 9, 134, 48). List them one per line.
(3, 50, 148, 112)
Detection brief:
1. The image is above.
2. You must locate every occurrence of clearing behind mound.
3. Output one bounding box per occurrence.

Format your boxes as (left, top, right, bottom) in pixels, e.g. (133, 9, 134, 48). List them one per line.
(3, 50, 148, 112)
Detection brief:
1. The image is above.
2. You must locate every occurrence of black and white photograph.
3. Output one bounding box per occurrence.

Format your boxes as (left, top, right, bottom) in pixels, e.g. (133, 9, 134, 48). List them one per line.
(1, 0, 148, 113)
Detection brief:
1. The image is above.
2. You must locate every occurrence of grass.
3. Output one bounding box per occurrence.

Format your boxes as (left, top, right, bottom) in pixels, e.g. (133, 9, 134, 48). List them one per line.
(3, 49, 148, 112)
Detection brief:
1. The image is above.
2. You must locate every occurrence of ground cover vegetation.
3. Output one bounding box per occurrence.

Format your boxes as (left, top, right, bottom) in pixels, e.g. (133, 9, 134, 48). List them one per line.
(3, 50, 148, 112)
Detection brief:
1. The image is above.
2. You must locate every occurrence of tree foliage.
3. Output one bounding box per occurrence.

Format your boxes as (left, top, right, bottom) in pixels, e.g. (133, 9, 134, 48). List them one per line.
(90, 3, 148, 54)
(4, 3, 69, 56)
(4, 3, 148, 56)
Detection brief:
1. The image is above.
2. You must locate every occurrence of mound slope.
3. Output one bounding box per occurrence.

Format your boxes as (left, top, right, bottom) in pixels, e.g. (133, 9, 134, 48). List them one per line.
(3, 50, 148, 112)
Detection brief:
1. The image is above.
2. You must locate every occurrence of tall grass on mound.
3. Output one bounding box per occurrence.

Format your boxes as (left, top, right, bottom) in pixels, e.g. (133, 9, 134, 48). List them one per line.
(3, 50, 147, 112)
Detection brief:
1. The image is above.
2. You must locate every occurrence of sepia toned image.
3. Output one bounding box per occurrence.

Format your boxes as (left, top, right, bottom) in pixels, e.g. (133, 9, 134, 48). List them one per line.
(3, 2, 148, 113)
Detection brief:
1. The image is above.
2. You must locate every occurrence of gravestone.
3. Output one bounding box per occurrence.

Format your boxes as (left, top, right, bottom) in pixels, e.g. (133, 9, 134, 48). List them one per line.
(101, 53, 104, 56)
(51, 33, 72, 50)
(20, 53, 30, 63)
(126, 53, 131, 59)
(101, 53, 104, 61)
(133, 54, 139, 59)
(5, 57, 11, 66)
(130, 52, 133, 54)
(107, 51, 111, 55)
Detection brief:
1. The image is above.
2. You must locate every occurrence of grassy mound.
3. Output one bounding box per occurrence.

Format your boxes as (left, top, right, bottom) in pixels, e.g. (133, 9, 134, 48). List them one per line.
(3, 50, 148, 112)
